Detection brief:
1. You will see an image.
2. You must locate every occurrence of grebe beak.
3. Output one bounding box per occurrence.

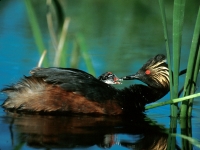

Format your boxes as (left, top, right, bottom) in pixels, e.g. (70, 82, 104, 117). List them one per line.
(112, 77, 123, 84)
(115, 78, 123, 84)
(121, 73, 140, 80)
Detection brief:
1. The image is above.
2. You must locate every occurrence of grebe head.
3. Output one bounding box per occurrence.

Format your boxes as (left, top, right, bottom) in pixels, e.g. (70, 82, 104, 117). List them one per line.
(98, 72, 122, 84)
(122, 54, 169, 90)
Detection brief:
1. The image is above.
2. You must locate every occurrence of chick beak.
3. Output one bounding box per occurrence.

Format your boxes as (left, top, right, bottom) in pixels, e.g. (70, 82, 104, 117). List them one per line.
(113, 77, 123, 84)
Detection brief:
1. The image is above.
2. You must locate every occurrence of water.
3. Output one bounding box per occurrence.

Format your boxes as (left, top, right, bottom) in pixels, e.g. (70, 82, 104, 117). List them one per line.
(0, 0, 200, 149)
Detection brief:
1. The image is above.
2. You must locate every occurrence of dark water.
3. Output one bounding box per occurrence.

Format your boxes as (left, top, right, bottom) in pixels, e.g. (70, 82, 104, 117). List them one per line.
(0, 0, 200, 149)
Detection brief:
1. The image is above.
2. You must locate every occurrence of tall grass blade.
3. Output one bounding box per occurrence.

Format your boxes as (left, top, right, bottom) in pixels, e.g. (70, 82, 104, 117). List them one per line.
(167, 118, 177, 150)
(171, 0, 186, 116)
(158, 0, 178, 117)
(70, 41, 80, 68)
(37, 50, 47, 67)
(24, 0, 49, 67)
(171, 133, 200, 148)
(47, 0, 64, 32)
(188, 46, 200, 116)
(46, 0, 64, 50)
(145, 92, 200, 110)
(46, 0, 58, 50)
(14, 142, 25, 150)
(180, 118, 192, 149)
(172, 0, 186, 97)
(59, 43, 68, 67)
(76, 33, 96, 76)
(53, 18, 70, 67)
(158, 0, 173, 99)
(181, 7, 200, 117)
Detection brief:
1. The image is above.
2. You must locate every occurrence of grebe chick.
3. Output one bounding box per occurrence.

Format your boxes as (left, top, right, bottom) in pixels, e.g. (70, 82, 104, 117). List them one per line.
(2, 54, 169, 115)
(98, 72, 122, 84)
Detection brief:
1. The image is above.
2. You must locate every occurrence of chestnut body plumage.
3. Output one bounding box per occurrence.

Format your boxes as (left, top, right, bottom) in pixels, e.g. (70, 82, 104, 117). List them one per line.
(1, 54, 169, 115)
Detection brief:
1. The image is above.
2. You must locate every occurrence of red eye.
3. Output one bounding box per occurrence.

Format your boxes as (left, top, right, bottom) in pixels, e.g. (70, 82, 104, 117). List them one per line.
(145, 70, 151, 75)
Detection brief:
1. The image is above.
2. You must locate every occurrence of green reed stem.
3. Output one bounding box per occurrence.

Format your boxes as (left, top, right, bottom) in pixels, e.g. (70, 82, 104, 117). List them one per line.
(37, 50, 47, 67)
(158, 0, 173, 99)
(59, 43, 68, 67)
(167, 118, 177, 150)
(171, 133, 200, 148)
(53, 18, 70, 67)
(158, 0, 179, 118)
(180, 117, 192, 149)
(181, 7, 200, 117)
(188, 48, 200, 116)
(70, 41, 80, 68)
(14, 142, 25, 150)
(46, 8, 58, 50)
(76, 33, 96, 76)
(171, 0, 186, 117)
(145, 92, 200, 110)
(24, 0, 49, 67)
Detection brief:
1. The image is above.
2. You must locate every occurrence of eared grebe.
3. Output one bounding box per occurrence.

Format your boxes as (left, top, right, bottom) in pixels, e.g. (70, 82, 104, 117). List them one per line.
(1, 54, 169, 115)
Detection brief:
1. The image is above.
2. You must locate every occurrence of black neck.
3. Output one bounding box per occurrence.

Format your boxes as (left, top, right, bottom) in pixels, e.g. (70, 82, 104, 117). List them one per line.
(117, 84, 169, 113)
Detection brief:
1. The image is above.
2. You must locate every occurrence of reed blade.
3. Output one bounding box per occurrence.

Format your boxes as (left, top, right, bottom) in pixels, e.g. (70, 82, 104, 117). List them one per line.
(24, 0, 49, 67)
(145, 92, 200, 110)
(180, 7, 200, 117)
(158, 0, 173, 99)
(171, 0, 186, 116)
(76, 33, 96, 76)
(53, 18, 70, 67)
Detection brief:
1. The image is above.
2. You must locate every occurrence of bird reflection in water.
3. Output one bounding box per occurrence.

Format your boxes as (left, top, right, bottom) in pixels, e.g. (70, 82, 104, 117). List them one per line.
(4, 113, 169, 150)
